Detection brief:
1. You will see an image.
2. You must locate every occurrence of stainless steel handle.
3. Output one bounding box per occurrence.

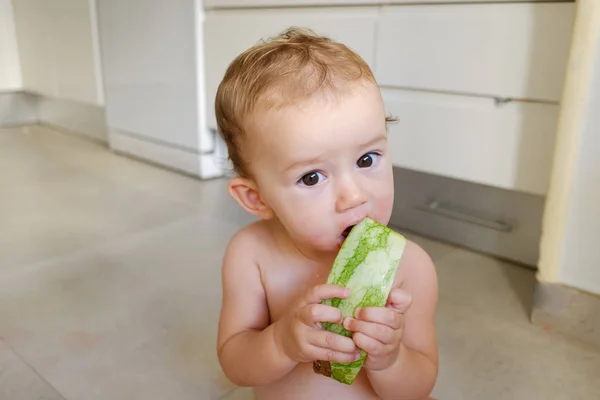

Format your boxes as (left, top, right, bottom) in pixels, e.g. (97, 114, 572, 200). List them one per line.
(416, 200, 513, 233)
(494, 97, 513, 106)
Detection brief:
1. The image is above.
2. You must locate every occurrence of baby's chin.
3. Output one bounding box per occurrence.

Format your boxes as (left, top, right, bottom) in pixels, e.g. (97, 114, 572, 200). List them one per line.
(299, 236, 344, 255)
(289, 228, 353, 255)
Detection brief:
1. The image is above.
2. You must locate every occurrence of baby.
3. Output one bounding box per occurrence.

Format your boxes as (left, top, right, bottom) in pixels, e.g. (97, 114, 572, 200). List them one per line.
(215, 27, 439, 400)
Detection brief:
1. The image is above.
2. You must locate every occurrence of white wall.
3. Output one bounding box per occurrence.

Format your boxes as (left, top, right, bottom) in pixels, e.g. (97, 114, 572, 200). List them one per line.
(0, 0, 22, 90)
(538, 1, 600, 295)
(11, 0, 104, 105)
(558, 32, 600, 294)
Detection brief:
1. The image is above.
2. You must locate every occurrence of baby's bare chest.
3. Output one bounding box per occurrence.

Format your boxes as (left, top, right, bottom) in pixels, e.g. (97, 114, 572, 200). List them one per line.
(257, 254, 332, 323)
(253, 251, 382, 399)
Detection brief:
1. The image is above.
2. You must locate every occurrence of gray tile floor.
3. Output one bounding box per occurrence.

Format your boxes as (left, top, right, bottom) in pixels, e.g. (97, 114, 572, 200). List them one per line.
(1, 125, 598, 400)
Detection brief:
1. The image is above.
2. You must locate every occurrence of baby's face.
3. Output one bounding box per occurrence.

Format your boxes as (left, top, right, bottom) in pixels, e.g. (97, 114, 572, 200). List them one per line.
(247, 80, 395, 254)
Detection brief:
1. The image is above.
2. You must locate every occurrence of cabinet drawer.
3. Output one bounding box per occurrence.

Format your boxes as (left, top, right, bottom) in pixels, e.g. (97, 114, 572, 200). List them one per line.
(204, 0, 382, 8)
(203, 0, 568, 7)
(376, 3, 575, 102)
(203, 7, 378, 129)
(382, 88, 559, 196)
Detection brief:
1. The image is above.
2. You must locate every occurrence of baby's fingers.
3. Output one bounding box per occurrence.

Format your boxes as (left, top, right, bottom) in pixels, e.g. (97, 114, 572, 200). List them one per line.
(312, 345, 361, 364)
(352, 332, 390, 356)
(343, 317, 395, 344)
(354, 306, 404, 330)
(302, 284, 349, 306)
(387, 288, 413, 313)
(298, 304, 343, 327)
(310, 330, 359, 354)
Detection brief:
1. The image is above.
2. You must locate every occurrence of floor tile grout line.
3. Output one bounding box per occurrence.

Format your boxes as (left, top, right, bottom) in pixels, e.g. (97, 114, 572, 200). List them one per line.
(0, 337, 68, 400)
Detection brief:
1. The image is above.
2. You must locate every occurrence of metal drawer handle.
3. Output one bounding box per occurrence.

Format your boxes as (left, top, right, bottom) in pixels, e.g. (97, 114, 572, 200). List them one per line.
(494, 97, 513, 106)
(416, 200, 513, 233)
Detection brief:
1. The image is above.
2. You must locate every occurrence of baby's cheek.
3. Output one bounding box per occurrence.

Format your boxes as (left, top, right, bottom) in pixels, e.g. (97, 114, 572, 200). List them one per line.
(373, 192, 395, 222)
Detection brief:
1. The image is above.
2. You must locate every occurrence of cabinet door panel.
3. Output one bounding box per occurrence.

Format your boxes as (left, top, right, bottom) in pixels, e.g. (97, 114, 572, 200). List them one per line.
(383, 88, 559, 195)
(376, 3, 575, 102)
(204, 0, 382, 8)
(204, 7, 378, 128)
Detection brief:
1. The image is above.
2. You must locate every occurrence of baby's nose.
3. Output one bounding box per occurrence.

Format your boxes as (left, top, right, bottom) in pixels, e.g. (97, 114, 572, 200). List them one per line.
(335, 180, 367, 213)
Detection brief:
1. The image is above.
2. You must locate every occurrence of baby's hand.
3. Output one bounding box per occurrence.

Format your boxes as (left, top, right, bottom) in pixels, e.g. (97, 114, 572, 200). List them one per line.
(275, 284, 361, 365)
(343, 288, 413, 371)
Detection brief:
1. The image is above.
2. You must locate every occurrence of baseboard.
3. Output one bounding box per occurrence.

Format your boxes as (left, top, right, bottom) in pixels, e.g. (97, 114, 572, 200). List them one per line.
(37, 95, 107, 143)
(108, 128, 223, 179)
(390, 166, 546, 267)
(0, 91, 38, 127)
(532, 281, 600, 348)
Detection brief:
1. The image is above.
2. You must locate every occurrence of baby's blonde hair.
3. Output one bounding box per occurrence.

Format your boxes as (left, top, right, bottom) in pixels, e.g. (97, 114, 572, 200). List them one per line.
(215, 27, 389, 177)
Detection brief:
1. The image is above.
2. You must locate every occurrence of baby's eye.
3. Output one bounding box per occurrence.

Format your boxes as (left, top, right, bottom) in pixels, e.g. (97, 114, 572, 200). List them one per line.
(299, 171, 324, 186)
(357, 152, 379, 168)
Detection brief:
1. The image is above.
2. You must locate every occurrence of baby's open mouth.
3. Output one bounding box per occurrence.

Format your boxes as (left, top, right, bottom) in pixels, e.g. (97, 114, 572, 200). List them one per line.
(341, 225, 355, 239)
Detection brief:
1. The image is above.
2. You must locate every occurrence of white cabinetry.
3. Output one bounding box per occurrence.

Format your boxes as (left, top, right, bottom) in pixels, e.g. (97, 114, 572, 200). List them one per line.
(376, 4, 574, 102)
(383, 89, 560, 195)
(97, 0, 220, 178)
(203, 2, 575, 196)
(204, 7, 379, 128)
(205, 0, 382, 6)
(204, 0, 560, 7)
(374, 3, 575, 195)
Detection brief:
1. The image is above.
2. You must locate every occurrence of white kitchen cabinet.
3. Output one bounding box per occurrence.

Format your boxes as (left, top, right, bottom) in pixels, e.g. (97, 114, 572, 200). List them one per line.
(382, 88, 559, 196)
(204, 7, 378, 128)
(98, 0, 201, 150)
(97, 0, 221, 179)
(376, 3, 575, 102)
(204, 0, 381, 7)
(204, 0, 566, 8)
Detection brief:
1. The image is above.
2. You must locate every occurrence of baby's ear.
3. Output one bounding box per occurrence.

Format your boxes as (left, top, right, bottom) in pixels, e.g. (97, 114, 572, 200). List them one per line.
(227, 177, 274, 220)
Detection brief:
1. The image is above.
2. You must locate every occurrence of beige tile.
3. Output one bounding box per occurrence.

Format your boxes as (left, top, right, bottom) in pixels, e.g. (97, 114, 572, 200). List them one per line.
(0, 168, 198, 268)
(432, 304, 600, 400)
(0, 215, 239, 400)
(15, 126, 223, 202)
(431, 249, 600, 400)
(0, 340, 65, 400)
(434, 248, 537, 321)
(14, 126, 255, 221)
(0, 126, 38, 145)
(0, 128, 77, 189)
(224, 387, 255, 400)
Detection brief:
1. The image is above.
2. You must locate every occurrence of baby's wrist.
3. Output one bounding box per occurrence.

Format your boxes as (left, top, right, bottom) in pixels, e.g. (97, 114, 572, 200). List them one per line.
(271, 319, 297, 366)
(366, 343, 405, 374)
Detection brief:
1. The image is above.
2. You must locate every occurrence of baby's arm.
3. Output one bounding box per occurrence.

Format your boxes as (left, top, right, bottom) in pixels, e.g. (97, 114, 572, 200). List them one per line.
(366, 241, 439, 400)
(217, 229, 297, 386)
(217, 227, 362, 387)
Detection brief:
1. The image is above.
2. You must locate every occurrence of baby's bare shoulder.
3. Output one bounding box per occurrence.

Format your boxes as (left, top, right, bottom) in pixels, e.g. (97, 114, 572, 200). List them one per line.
(224, 220, 274, 258)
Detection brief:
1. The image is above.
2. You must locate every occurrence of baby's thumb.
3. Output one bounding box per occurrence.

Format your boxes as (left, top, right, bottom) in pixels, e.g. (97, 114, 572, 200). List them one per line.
(387, 289, 413, 313)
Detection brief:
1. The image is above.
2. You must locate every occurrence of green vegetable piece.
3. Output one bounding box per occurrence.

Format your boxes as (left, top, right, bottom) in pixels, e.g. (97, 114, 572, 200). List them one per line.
(313, 217, 407, 385)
